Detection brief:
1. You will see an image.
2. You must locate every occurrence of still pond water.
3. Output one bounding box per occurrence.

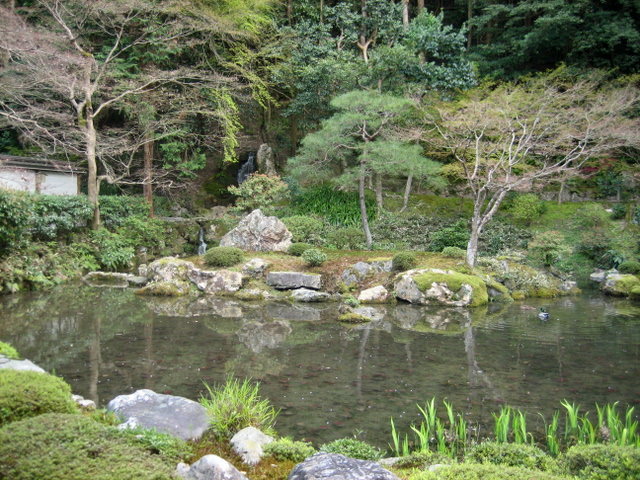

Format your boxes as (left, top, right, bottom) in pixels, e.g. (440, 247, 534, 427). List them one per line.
(1, 286, 638, 447)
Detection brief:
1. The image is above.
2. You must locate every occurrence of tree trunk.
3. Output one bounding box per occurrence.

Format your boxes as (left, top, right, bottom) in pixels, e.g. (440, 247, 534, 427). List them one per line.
(359, 160, 373, 249)
(375, 173, 383, 211)
(86, 114, 100, 229)
(143, 133, 154, 217)
(400, 173, 413, 212)
(558, 180, 565, 204)
(417, 0, 425, 13)
(466, 218, 481, 267)
(402, 0, 410, 28)
(467, 0, 474, 48)
(287, 0, 293, 25)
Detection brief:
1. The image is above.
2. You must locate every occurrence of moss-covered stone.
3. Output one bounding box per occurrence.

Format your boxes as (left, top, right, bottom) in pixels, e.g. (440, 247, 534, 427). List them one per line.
(630, 286, 640, 301)
(0, 370, 78, 426)
(0, 413, 179, 480)
(512, 290, 526, 300)
(135, 280, 192, 296)
(413, 271, 489, 307)
(527, 287, 562, 298)
(602, 274, 640, 297)
(337, 312, 371, 323)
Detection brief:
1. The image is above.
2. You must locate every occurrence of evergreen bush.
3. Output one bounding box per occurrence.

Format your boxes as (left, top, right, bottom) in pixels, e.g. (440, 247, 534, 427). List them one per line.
(282, 215, 324, 243)
(560, 444, 640, 480)
(0, 414, 179, 479)
(442, 246, 466, 258)
(302, 248, 327, 266)
(0, 189, 30, 255)
(528, 231, 569, 266)
(228, 174, 290, 212)
(326, 226, 365, 249)
(99, 196, 150, 228)
(618, 261, 640, 275)
(610, 204, 627, 220)
(319, 438, 382, 460)
(466, 442, 557, 471)
(203, 246, 244, 267)
(0, 370, 78, 426)
(89, 228, 135, 271)
(393, 252, 417, 271)
(509, 193, 545, 225)
(264, 437, 316, 462)
(29, 194, 92, 240)
(0, 341, 19, 359)
(409, 463, 568, 480)
(429, 220, 470, 252)
(288, 242, 314, 257)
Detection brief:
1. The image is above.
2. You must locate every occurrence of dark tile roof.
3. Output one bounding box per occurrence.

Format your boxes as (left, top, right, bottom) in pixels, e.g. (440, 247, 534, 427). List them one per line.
(0, 154, 86, 174)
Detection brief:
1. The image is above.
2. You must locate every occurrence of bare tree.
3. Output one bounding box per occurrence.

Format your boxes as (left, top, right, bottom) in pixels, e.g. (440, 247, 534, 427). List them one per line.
(429, 75, 640, 266)
(0, 1, 236, 227)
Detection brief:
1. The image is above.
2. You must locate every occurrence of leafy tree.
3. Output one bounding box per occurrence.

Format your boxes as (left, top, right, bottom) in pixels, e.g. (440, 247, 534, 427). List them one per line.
(289, 90, 440, 249)
(428, 71, 640, 266)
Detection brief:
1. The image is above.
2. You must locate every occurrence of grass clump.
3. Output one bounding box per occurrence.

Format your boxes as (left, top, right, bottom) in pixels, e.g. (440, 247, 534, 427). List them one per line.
(0, 370, 78, 426)
(408, 463, 570, 480)
(302, 248, 327, 266)
(288, 242, 314, 256)
(199, 376, 278, 438)
(264, 437, 316, 462)
(0, 341, 19, 359)
(393, 451, 452, 469)
(203, 246, 244, 267)
(393, 251, 417, 271)
(466, 442, 557, 472)
(441, 246, 466, 259)
(0, 413, 178, 480)
(319, 437, 382, 460)
(559, 444, 640, 480)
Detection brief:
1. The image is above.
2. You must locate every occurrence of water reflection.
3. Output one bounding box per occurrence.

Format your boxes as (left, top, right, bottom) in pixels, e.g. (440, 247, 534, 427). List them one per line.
(0, 286, 638, 447)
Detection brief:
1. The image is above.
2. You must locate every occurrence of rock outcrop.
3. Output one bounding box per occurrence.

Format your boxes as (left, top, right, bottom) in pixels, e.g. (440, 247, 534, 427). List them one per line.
(220, 209, 292, 252)
(341, 259, 392, 288)
(288, 453, 400, 480)
(107, 389, 209, 441)
(188, 268, 243, 294)
(267, 272, 322, 290)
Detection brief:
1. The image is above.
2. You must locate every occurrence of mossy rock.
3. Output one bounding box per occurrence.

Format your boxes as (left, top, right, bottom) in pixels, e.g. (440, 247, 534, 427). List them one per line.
(409, 463, 570, 480)
(337, 312, 371, 323)
(527, 287, 562, 298)
(630, 285, 640, 301)
(264, 437, 316, 462)
(0, 370, 78, 426)
(485, 279, 513, 303)
(412, 271, 489, 307)
(135, 280, 192, 297)
(465, 442, 557, 471)
(0, 413, 178, 480)
(559, 444, 640, 480)
(512, 290, 526, 300)
(603, 274, 640, 297)
(0, 341, 19, 359)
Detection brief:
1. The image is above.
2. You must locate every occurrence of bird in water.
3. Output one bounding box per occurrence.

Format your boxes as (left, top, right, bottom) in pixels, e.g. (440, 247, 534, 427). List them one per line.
(538, 307, 550, 320)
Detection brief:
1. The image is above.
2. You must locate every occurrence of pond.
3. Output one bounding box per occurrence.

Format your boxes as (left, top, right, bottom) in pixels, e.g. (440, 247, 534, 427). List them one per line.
(1, 286, 638, 448)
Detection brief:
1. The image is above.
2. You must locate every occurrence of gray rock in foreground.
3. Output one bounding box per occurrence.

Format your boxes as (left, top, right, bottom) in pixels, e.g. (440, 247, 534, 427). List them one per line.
(220, 209, 292, 252)
(267, 272, 322, 290)
(289, 453, 400, 480)
(0, 354, 45, 373)
(176, 455, 249, 480)
(291, 288, 331, 302)
(230, 426, 274, 465)
(107, 389, 209, 441)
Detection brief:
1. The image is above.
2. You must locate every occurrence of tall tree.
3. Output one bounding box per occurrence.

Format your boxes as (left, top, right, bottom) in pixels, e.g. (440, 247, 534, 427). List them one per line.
(428, 72, 640, 266)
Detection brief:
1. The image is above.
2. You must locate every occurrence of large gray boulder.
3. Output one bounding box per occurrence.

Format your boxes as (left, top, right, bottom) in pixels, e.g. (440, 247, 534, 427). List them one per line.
(220, 209, 292, 252)
(0, 354, 45, 373)
(188, 268, 243, 294)
(230, 426, 274, 465)
(256, 143, 277, 176)
(291, 288, 331, 302)
(107, 389, 209, 441)
(288, 453, 400, 480)
(177, 455, 249, 480)
(266, 272, 322, 290)
(341, 259, 392, 288)
(357, 285, 389, 303)
(147, 258, 196, 283)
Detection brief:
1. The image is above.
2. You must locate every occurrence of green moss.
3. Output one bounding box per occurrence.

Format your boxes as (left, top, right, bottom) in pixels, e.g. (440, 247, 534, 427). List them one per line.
(560, 444, 640, 480)
(512, 290, 526, 300)
(319, 437, 382, 460)
(264, 437, 316, 462)
(0, 370, 78, 426)
(606, 274, 640, 297)
(337, 312, 371, 323)
(413, 271, 489, 307)
(0, 414, 179, 479)
(466, 442, 557, 471)
(134, 280, 191, 297)
(0, 342, 19, 359)
(409, 463, 570, 480)
(393, 451, 452, 469)
(630, 286, 640, 301)
(527, 287, 562, 298)
(485, 279, 509, 295)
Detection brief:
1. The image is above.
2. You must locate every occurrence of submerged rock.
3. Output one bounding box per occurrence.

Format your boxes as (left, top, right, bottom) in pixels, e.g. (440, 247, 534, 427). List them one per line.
(220, 209, 292, 252)
(288, 453, 400, 480)
(107, 389, 209, 441)
(230, 426, 274, 465)
(267, 272, 322, 290)
(177, 455, 249, 480)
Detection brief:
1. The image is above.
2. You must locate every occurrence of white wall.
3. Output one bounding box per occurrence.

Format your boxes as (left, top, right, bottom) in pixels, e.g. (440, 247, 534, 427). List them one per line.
(40, 172, 78, 195)
(0, 167, 79, 195)
(0, 168, 35, 192)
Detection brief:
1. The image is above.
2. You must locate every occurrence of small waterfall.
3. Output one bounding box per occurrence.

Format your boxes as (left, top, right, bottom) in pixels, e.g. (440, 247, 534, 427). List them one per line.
(197, 225, 207, 255)
(237, 152, 256, 184)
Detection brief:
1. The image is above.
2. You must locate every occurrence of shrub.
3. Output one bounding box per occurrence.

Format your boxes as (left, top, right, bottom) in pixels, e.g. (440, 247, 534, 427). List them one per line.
(442, 246, 466, 258)
(576, 229, 612, 265)
(0, 414, 178, 479)
(203, 246, 244, 267)
(409, 463, 569, 480)
(394, 451, 451, 469)
(291, 184, 375, 227)
(510, 194, 546, 225)
(575, 204, 611, 229)
(528, 231, 570, 266)
(611, 203, 627, 220)
(264, 437, 316, 462)
(199, 376, 278, 438)
(466, 442, 557, 471)
(618, 261, 640, 275)
(0, 370, 78, 426)
(372, 212, 446, 251)
(302, 248, 327, 266)
(560, 444, 640, 480)
(89, 228, 135, 271)
(282, 215, 324, 243)
(30, 195, 92, 240)
(326, 226, 365, 250)
(99, 195, 150, 228)
(0, 342, 19, 359)
(288, 242, 314, 256)
(0, 189, 30, 255)
(228, 174, 290, 212)
(393, 252, 417, 271)
(479, 221, 531, 256)
(118, 215, 167, 253)
(319, 438, 382, 460)
(429, 220, 470, 252)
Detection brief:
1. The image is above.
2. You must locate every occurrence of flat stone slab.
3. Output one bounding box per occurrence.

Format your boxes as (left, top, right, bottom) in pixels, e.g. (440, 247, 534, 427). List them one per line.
(266, 272, 322, 290)
(289, 453, 400, 480)
(291, 288, 331, 302)
(107, 389, 209, 441)
(0, 355, 45, 373)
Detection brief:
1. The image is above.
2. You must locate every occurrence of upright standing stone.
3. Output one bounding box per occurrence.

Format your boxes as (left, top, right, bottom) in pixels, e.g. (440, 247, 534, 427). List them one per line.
(220, 209, 292, 252)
